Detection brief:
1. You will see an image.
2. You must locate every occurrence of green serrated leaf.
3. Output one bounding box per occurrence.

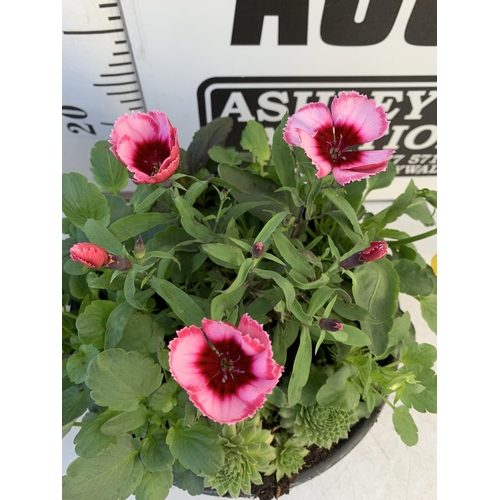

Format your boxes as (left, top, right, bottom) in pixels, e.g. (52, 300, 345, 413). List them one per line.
(392, 406, 419, 446)
(74, 410, 120, 458)
(77, 300, 118, 350)
(86, 349, 163, 411)
(208, 146, 241, 165)
(66, 344, 100, 384)
(134, 469, 174, 500)
(90, 141, 129, 195)
(149, 378, 178, 414)
(100, 405, 149, 436)
(62, 172, 111, 230)
(62, 435, 144, 500)
(140, 427, 174, 473)
(393, 258, 434, 297)
(116, 312, 165, 356)
(400, 342, 437, 369)
(62, 386, 93, 426)
(166, 421, 225, 476)
(418, 294, 437, 333)
(240, 120, 271, 165)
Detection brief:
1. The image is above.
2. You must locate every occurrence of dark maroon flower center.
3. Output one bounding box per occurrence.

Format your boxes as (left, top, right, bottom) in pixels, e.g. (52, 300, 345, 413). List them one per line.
(196, 338, 256, 397)
(132, 139, 171, 176)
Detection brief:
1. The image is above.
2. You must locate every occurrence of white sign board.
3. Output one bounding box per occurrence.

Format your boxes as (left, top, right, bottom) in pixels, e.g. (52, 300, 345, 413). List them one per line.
(62, 0, 437, 198)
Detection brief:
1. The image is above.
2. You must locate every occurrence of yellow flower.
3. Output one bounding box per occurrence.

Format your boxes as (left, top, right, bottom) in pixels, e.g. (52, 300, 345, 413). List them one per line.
(431, 254, 437, 276)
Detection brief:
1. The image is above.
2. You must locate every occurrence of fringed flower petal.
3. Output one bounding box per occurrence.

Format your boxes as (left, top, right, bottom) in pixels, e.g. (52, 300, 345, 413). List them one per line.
(168, 315, 283, 425)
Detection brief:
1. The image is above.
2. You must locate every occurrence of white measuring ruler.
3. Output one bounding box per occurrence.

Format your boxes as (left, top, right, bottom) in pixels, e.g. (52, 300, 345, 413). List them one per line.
(62, 0, 146, 177)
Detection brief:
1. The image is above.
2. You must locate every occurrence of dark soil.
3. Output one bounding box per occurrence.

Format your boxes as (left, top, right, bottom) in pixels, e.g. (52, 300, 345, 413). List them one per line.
(250, 443, 339, 500)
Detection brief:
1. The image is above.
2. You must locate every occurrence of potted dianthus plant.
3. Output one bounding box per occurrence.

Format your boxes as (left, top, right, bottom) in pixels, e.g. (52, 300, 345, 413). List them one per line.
(62, 92, 437, 500)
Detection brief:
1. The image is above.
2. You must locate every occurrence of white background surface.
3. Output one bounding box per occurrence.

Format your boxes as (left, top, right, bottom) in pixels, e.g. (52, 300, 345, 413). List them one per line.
(62, 200, 437, 500)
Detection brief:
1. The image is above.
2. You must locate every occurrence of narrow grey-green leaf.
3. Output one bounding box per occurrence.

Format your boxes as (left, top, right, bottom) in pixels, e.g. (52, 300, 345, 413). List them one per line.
(173, 195, 213, 243)
(83, 219, 124, 256)
(211, 284, 246, 321)
(366, 161, 397, 194)
(271, 114, 296, 188)
(253, 210, 289, 246)
(339, 324, 372, 346)
(273, 232, 315, 279)
(62, 172, 110, 229)
(288, 326, 312, 407)
(90, 140, 129, 195)
(109, 212, 174, 242)
(253, 269, 295, 311)
(150, 277, 205, 327)
(86, 349, 163, 411)
(323, 190, 363, 237)
(62, 435, 144, 500)
(202, 243, 245, 269)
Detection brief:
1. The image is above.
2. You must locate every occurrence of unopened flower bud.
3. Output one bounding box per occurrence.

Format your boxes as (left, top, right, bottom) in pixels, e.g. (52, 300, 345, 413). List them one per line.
(339, 241, 388, 270)
(105, 255, 132, 271)
(319, 318, 343, 332)
(70, 243, 110, 269)
(134, 235, 146, 259)
(252, 242, 265, 258)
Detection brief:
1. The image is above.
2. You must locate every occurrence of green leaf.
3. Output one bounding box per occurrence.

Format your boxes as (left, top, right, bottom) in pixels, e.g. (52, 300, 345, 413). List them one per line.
(62, 435, 144, 500)
(149, 378, 179, 414)
(316, 380, 359, 410)
(134, 469, 174, 500)
(218, 163, 286, 205)
(387, 312, 412, 348)
(240, 120, 271, 165)
(307, 287, 336, 316)
(353, 259, 399, 355)
(173, 465, 205, 495)
(86, 349, 163, 411)
(400, 366, 437, 413)
(202, 243, 245, 269)
(77, 300, 118, 350)
(400, 342, 437, 369)
(332, 297, 380, 323)
(211, 284, 246, 321)
(220, 258, 255, 295)
(393, 258, 434, 297)
(253, 269, 296, 311)
(173, 194, 213, 243)
(253, 210, 289, 246)
(323, 190, 363, 239)
(150, 277, 205, 327)
(405, 197, 435, 226)
(74, 410, 120, 458)
(100, 405, 149, 436)
(288, 326, 312, 407)
(62, 386, 93, 426)
(109, 212, 174, 242)
(90, 140, 129, 195)
(62, 172, 110, 230)
(271, 114, 296, 188)
(366, 161, 397, 194)
(83, 219, 124, 256)
(140, 427, 174, 472)
(339, 324, 372, 347)
(272, 232, 315, 279)
(208, 146, 241, 166)
(418, 294, 437, 333)
(166, 421, 225, 476)
(116, 312, 165, 356)
(105, 289, 155, 349)
(392, 406, 419, 446)
(187, 117, 233, 174)
(134, 186, 168, 214)
(66, 344, 100, 384)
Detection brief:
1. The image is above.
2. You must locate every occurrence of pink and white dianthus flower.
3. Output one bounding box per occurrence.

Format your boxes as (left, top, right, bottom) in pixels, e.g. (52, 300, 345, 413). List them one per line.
(283, 91, 395, 185)
(168, 314, 284, 425)
(109, 110, 180, 184)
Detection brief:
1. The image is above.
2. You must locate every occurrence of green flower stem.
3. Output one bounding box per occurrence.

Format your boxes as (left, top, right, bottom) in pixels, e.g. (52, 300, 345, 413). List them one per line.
(387, 229, 437, 247)
(370, 386, 397, 410)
